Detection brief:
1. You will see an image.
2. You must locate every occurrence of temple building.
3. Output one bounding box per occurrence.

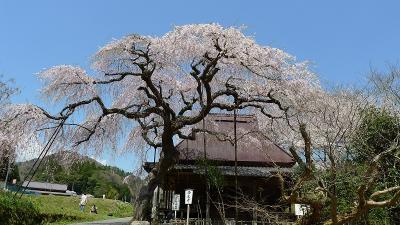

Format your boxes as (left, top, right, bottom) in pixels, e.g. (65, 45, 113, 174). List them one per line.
(144, 113, 295, 223)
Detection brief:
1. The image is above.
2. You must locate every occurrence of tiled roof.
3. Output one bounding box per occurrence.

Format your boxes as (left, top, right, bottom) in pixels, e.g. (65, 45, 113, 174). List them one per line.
(175, 114, 295, 167)
(173, 164, 292, 177)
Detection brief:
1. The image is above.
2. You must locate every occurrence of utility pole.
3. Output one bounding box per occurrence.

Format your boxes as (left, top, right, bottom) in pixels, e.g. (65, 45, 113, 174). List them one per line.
(234, 109, 238, 224)
(200, 84, 210, 225)
(203, 114, 210, 224)
(153, 146, 159, 222)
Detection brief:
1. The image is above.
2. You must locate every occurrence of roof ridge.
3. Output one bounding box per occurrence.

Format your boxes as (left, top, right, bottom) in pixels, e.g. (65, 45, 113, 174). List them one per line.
(208, 112, 255, 118)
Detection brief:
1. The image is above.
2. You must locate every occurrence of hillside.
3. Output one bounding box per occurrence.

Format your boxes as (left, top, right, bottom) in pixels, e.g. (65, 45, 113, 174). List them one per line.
(30, 194, 133, 224)
(0, 191, 133, 225)
(17, 151, 143, 201)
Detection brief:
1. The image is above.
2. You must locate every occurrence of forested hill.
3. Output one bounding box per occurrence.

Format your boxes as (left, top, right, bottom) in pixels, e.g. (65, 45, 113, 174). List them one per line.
(17, 151, 143, 201)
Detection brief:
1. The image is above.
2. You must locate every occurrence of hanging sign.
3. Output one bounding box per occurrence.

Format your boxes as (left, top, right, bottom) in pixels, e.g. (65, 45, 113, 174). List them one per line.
(172, 194, 180, 211)
(185, 189, 193, 205)
(294, 204, 310, 216)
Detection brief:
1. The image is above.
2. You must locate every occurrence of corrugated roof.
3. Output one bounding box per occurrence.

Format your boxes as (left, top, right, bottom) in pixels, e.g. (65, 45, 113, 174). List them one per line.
(176, 114, 295, 167)
(22, 181, 67, 192)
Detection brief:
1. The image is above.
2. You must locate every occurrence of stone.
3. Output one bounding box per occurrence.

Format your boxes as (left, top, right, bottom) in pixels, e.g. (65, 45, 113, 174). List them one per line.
(131, 221, 150, 225)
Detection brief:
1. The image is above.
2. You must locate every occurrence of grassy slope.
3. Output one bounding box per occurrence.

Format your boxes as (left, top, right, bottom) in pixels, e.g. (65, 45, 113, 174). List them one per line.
(24, 195, 133, 225)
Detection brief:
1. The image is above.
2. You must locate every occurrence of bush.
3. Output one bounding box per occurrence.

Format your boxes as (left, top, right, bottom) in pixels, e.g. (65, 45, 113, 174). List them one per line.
(0, 191, 43, 225)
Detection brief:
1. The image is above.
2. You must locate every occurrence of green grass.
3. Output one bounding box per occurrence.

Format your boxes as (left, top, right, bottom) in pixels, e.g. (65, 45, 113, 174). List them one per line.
(0, 191, 43, 225)
(24, 194, 133, 225)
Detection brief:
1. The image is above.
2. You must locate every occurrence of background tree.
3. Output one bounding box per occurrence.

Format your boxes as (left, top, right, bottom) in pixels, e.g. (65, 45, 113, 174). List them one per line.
(352, 66, 400, 223)
(346, 107, 400, 224)
(18, 153, 135, 200)
(350, 107, 400, 194)
(0, 143, 20, 183)
(0, 77, 19, 185)
(256, 86, 400, 225)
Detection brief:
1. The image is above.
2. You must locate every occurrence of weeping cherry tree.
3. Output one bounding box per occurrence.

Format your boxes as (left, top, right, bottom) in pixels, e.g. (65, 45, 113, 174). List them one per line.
(1, 24, 319, 220)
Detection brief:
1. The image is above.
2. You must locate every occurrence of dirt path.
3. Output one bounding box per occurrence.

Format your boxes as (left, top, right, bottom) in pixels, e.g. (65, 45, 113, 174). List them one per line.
(70, 217, 132, 225)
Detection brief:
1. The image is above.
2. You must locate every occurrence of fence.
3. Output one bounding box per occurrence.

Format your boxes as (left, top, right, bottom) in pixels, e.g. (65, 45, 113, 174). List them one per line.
(164, 218, 295, 225)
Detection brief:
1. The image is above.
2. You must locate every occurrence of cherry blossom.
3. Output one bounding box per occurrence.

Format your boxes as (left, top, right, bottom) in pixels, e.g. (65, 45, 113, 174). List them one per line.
(2, 24, 320, 220)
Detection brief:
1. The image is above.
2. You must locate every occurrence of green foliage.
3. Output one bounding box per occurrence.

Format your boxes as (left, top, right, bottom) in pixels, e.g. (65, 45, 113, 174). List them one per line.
(0, 164, 21, 183)
(334, 163, 366, 214)
(0, 153, 20, 183)
(351, 106, 400, 163)
(20, 154, 135, 201)
(347, 107, 400, 224)
(293, 161, 394, 224)
(326, 163, 392, 224)
(0, 191, 43, 225)
(291, 165, 328, 205)
(11, 164, 20, 182)
(196, 159, 224, 188)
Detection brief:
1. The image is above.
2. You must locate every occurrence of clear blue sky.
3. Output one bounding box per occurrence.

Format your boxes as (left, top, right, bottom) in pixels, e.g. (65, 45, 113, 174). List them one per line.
(1, 0, 400, 171)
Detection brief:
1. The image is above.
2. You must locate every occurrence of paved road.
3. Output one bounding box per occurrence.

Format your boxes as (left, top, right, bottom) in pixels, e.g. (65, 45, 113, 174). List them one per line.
(71, 217, 132, 225)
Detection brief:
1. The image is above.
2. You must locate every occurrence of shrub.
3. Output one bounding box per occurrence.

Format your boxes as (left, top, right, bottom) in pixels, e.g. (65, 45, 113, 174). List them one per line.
(0, 191, 43, 225)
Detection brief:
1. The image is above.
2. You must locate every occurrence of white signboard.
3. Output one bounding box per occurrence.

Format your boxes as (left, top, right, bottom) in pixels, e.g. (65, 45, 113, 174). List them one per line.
(172, 194, 180, 211)
(185, 189, 193, 205)
(294, 204, 310, 216)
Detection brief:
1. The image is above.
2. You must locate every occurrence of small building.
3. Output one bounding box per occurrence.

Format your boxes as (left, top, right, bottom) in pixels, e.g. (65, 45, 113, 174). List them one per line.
(22, 181, 72, 196)
(144, 114, 296, 223)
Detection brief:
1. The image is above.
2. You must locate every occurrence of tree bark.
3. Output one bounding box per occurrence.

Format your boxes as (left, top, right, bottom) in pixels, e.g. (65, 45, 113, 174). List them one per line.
(295, 203, 323, 225)
(134, 133, 180, 221)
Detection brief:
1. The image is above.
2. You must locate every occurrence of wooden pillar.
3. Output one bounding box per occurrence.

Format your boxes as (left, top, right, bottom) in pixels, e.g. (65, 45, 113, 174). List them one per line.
(252, 179, 257, 224)
(234, 109, 238, 223)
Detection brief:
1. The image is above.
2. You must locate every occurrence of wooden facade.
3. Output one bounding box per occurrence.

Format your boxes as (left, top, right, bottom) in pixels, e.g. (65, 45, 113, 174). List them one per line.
(145, 114, 296, 223)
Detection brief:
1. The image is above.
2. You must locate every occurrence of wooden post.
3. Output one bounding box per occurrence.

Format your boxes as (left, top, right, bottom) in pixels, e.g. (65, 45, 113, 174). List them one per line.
(186, 204, 190, 225)
(234, 109, 238, 223)
(174, 218, 176, 225)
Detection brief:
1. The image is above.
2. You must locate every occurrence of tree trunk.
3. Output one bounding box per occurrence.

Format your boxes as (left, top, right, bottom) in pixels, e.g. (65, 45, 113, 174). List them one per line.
(298, 203, 323, 225)
(133, 169, 158, 221)
(133, 134, 180, 221)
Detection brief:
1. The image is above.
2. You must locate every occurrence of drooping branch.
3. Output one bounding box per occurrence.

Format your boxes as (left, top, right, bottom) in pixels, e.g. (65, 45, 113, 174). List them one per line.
(7, 24, 321, 222)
